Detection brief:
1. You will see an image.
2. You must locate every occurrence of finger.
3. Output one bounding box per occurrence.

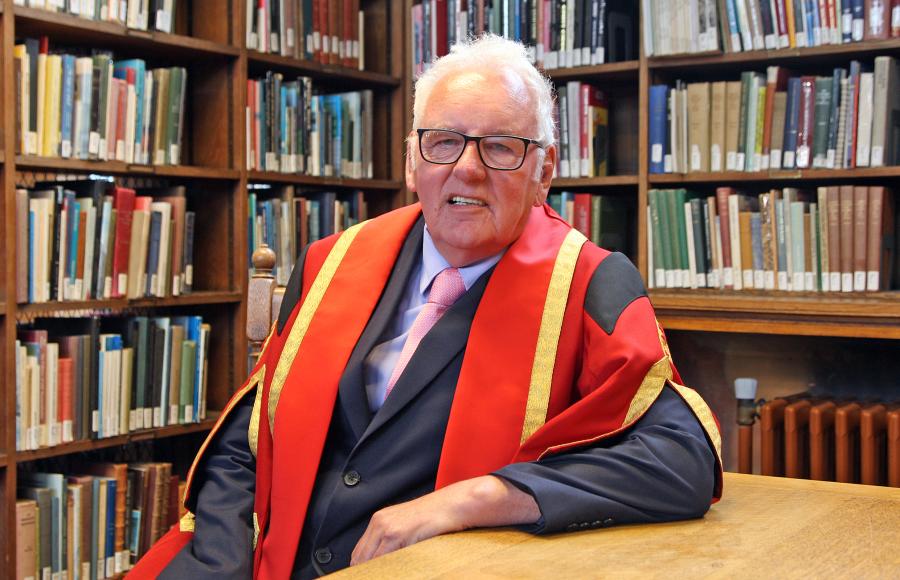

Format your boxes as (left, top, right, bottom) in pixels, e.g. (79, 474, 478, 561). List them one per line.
(350, 524, 376, 566)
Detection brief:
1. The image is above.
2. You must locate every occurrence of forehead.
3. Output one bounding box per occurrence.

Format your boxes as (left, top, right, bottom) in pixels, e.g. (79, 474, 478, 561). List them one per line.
(421, 68, 536, 135)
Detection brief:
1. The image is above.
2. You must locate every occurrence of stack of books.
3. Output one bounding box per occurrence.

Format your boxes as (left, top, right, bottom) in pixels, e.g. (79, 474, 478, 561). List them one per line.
(548, 191, 633, 255)
(555, 83, 610, 179)
(14, 0, 178, 33)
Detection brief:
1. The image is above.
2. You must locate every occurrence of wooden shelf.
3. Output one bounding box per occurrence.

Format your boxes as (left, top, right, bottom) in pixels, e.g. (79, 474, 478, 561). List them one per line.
(15, 417, 219, 463)
(15, 156, 241, 180)
(651, 290, 900, 339)
(14, 6, 239, 59)
(546, 60, 640, 82)
(648, 166, 900, 185)
(247, 170, 403, 190)
(648, 38, 900, 71)
(552, 175, 639, 188)
(247, 51, 401, 89)
(16, 291, 243, 320)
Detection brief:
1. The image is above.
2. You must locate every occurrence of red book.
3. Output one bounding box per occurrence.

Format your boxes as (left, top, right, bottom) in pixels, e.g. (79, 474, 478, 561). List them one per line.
(435, 0, 448, 57)
(57, 357, 74, 443)
(115, 78, 127, 160)
(894, 0, 900, 37)
(343, 0, 354, 67)
(316, 0, 326, 64)
(715, 187, 735, 289)
(329, 0, 342, 65)
(573, 193, 592, 237)
(762, 67, 791, 163)
(795, 76, 816, 168)
(865, 0, 891, 39)
(111, 186, 136, 298)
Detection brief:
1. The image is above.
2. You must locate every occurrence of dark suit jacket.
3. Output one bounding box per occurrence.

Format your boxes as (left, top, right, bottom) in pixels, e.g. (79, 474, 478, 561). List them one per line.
(161, 219, 716, 579)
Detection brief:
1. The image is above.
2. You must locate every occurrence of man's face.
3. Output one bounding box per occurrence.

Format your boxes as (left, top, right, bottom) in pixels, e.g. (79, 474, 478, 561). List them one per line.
(406, 69, 557, 267)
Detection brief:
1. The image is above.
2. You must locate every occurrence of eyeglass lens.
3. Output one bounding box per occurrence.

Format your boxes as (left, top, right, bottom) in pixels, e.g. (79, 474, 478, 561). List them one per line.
(420, 130, 527, 169)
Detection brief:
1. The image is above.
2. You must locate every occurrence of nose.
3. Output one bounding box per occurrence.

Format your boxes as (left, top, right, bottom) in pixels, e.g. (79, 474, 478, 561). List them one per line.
(452, 140, 487, 181)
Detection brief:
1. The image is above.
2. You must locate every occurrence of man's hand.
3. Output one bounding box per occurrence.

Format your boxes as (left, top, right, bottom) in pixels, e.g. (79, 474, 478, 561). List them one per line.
(350, 475, 540, 566)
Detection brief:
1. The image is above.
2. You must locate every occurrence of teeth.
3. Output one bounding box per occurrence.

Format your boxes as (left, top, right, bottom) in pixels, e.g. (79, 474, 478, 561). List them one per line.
(450, 196, 487, 207)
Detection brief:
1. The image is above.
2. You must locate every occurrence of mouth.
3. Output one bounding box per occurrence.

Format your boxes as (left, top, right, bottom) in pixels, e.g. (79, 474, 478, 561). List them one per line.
(448, 195, 488, 207)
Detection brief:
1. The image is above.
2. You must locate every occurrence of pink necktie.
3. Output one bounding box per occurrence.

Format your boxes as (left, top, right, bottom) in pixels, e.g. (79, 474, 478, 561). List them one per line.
(384, 267, 466, 400)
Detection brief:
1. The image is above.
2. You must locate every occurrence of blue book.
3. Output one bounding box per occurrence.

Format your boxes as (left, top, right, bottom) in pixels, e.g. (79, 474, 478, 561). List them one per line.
(67, 195, 79, 293)
(264, 200, 275, 251)
(60, 55, 76, 157)
(145, 211, 162, 297)
(844, 61, 862, 167)
(95, 198, 113, 298)
(280, 84, 288, 160)
(724, 0, 741, 50)
(806, 0, 817, 46)
(105, 478, 117, 575)
(114, 59, 147, 160)
(782, 77, 802, 169)
(826, 68, 844, 166)
(248, 192, 257, 266)
(649, 85, 669, 173)
(851, 0, 865, 41)
(91, 478, 101, 580)
(330, 95, 343, 177)
(186, 316, 203, 421)
(842, 2, 854, 42)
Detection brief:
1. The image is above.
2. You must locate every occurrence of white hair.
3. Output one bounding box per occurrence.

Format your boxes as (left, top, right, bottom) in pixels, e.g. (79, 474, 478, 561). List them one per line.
(411, 34, 556, 147)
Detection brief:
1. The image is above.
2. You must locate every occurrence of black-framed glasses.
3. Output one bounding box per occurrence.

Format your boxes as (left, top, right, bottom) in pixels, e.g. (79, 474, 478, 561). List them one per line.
(416, 128, 545, 171)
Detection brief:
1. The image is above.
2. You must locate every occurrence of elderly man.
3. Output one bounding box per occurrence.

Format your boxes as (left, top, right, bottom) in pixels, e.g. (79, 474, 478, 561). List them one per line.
(133, 36, 722, 579)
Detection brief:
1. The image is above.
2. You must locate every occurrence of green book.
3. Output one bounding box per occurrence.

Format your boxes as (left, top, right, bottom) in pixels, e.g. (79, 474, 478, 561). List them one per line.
(180, 340, 196, 424)
(648, 189, 668, 287)
(674, 188, 690, 286)
(737, 72, 753, 170)
(166, 67, 187, 165)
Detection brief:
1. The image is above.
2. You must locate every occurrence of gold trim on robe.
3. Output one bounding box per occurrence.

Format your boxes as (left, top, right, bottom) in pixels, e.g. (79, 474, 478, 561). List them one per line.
(520, 228, 587, 443)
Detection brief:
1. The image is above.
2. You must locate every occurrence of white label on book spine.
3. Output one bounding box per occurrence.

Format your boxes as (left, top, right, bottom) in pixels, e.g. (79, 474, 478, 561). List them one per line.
(754, 271, 765, 290)
(154, 407, 162, 427)
(777, 272, 788, 290)
(42, 567, 50, 580)
(727, 152, 737, 170)
(130, 409, 137, 430)
(287, 29, 295, 49)
(691, 146, 702, 171)
(651, 144, 663, 163)
(796, 145, 810, 168)
(854, 271, 866, 291)
(759, 153, 768, 171)
(107, 556, 114, 577)
(26, 132, 37, 155)
(92, 410, 99, 433)
(853, 21, 864, 41)
(185, 404, 194, 423)
(170, 405, 179, 425)
(830, 272, 841, 292)
(841, 273, 853, 292)
(664, 155, 673, 173)
(736, 152, 745, 169)
(150, 274, 158, 296)
(62, 421, 72, 442)
(50, 423, 60, 446)
(868, 271, 879, 291)
(764, 34, 776, 49)
(792, 272, 805, 291)
(871, 146, 884, 167)
(743, 270, 754, 288)
(823, 273, 831, 292)
(783, 151, 795, 168)
(723, 267, 734, 287)
(51, 572, 60, 580)
(170, 144, 180, 165)
(118, 273, 127, 294)
(144, 408, 152, 427)
(711, 146, 722, 171)
(82, 562, 90, 580)
(115, 552, 124, 573)
(61, 140, 72, 158)
(156, 10, 172, 32)
(185, 265, 193, 286)
(88, 132, 100, 155)
(655, 269, 666, 288)
(827, 150, 836, 168)
(665, 271, 675, 288)
(764, 271, 775, 290)
(805, 272, 815, 290)
(844, 14, 854, 34)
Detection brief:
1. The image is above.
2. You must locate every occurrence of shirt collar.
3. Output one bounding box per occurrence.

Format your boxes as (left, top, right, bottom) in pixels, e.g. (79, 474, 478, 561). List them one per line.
(420, 225, 505, 296)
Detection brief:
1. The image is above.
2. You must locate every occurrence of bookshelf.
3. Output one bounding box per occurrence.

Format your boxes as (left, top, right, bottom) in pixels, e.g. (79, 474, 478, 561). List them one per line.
(0, 0, 409, 577)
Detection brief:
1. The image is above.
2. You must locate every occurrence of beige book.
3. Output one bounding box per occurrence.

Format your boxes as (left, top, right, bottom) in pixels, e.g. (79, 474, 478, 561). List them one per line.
(739, 211, 754, 289)
(870, 56, 899, 167)
(121, 347, 133, 435)
(855, 72, 875, 167)
(153, 68, 170, 165)
(710, 81, 727, 171)
(769, 92, 788, 169)
(759, 192, 777, 290)
(853, 186, 869, 291)
(687, 82, 711, 173)
(817, 187, 831, 291)
(839, 185, 855, 292)
(15, 499, 37, 580)
(126, 210, 150, 298)
(725, 81, 743, 170)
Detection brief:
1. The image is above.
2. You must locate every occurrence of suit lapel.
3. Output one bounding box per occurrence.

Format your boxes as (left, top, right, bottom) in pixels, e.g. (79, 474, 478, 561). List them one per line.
(358, 269, 492, 444)
(337, 218, 425, 441)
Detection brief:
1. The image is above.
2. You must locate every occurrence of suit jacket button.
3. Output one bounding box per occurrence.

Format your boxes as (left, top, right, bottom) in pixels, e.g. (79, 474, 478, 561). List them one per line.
(315, 548, 333, 564)
(343, 470, 361, 487)
(602, 518, 615, 527)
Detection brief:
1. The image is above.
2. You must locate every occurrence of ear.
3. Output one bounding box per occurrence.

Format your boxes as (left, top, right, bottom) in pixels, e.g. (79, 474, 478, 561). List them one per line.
(405, 133, 418, 192)
(534, 144, 557, 207)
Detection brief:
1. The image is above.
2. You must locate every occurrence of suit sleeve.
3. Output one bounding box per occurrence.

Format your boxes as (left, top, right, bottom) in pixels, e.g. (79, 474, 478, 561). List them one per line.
(159, 394, 256, 578)
(493, 252, 716, 534)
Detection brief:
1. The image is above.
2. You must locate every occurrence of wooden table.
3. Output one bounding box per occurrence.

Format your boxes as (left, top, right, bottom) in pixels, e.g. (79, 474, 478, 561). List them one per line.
(332, 473, 900, 579)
